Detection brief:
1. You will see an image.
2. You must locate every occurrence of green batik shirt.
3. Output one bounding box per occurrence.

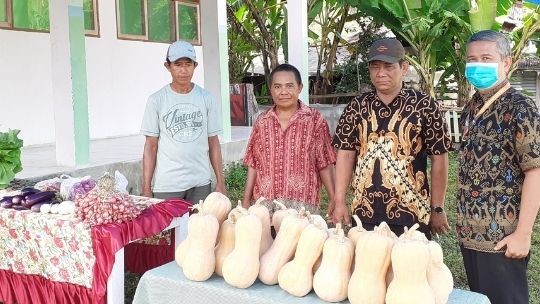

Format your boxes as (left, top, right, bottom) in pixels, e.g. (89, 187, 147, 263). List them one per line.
(457, 82, 540, 252)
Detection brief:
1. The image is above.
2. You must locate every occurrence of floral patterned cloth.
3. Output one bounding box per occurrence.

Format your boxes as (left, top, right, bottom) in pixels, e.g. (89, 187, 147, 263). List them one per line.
(0, 196, 165, 288)
(0, 209, 95, 288)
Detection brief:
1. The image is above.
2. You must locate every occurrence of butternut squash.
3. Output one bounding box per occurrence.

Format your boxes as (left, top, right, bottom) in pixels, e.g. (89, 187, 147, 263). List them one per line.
(214, 211, 240, 277)
(222, 209, 263, 288)
(403, 225, 429, 242)
(271, 200, 298, 233)
(386, 224, 435, 304)
(313, 223, 354, 302)
(259, 207, 309, 285)
(202, 192, 231, 225)
(306, 211, 328, 230)
(427, 241, 453, 304)
(175, 202, 203, 267)
(312, 256, 322, 273)
(248, 197, 273, 256)
(347, 214, 367, 246)
(385, 229, 399, 288)
(278, 222, 328, 297)
(177, 204, 219, 282)
(175, 235, 189, 268)
(348, 222, 394, 304)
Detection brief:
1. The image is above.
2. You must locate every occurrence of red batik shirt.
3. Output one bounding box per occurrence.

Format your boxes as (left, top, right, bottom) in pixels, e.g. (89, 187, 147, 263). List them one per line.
(243, 102, 336, 206)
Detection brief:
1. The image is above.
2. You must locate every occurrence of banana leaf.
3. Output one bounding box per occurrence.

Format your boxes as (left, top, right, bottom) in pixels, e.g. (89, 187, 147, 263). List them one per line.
(469, 0, 498, 32)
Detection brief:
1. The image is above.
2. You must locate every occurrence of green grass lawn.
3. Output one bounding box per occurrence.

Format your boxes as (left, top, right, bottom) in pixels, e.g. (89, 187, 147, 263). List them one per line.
(125, 151, 540, 303)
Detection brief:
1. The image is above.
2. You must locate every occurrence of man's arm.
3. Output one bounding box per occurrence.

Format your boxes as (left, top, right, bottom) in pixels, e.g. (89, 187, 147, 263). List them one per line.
(242, 166, 257, 208)
(331, 150, 356, 225)
(429, 153, 451, 235)
(319, 165, 335, 204)
(208, 135, 226, 194)
(142, 136, 158, 197)
(495, 167, 540, 258)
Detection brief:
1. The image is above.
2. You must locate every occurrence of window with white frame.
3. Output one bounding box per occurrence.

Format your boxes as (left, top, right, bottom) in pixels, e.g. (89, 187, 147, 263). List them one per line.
(0, 0, 99, 36)
(116, 0, 200, 44)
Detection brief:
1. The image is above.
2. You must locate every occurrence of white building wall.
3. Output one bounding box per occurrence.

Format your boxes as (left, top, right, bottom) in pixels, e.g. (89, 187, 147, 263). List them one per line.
(0, 0, 206, 146)
(0, 31, 56, 145)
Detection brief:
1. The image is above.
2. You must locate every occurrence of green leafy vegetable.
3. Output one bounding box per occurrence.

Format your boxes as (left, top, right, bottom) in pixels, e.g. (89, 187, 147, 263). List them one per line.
(0, 129, 24, 189)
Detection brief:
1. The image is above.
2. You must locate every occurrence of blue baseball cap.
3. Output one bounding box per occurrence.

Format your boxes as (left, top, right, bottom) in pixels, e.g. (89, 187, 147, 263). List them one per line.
(167, 40, 197, 63)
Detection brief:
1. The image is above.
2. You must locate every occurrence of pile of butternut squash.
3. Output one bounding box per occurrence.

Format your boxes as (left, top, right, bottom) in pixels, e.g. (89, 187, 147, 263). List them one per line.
(174, 195, 453, 303)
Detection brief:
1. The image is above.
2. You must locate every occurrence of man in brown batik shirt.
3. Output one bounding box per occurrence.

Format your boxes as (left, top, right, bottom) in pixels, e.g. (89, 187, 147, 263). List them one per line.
(458, 30, 540, 304)
(331, 38, 453, 238)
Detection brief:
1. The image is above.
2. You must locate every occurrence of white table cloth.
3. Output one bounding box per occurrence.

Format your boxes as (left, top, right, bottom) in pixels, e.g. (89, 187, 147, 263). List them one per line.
(133, 262, 491, 304)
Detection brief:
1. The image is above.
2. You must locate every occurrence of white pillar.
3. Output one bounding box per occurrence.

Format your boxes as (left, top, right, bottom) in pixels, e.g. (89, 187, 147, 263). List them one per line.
(200, 0, 231, 142)
(49, 0, 90, 166)
(287, 0, 309, 104)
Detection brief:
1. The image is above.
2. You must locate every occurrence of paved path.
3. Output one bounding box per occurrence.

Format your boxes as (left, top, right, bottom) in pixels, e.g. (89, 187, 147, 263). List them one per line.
(18, 127, 252, 179)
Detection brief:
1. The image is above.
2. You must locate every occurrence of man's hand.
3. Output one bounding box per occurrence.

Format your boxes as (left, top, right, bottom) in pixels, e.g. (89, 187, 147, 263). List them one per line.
(215, 181, 227, 196)
(430, 211, 451, 235)
(141, 188, 153, 198)
(330, 200, 350, 226)
(494, 231, 532, 259)
(327, 200, 336, 222)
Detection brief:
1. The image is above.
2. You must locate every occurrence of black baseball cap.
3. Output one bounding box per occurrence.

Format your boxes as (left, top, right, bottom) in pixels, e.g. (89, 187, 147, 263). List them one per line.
(367, 38, 405, 63)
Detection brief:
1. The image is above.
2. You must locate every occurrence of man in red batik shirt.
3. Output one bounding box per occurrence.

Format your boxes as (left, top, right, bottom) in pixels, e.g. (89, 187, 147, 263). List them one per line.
(242, 63, 336, 214)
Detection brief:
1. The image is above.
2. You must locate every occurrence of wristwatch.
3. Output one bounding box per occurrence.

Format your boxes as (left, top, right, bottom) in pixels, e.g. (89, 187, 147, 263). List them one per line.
(431, 206, 444, 214)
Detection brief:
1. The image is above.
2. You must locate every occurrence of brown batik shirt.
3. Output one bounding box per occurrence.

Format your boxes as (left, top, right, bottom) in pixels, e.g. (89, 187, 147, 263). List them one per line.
(333, 88, 453, 227)
(457, 82, 540, 252)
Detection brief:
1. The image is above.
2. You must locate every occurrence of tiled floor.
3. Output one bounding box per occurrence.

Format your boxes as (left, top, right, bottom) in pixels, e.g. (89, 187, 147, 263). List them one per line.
(18, 126, 253, 179)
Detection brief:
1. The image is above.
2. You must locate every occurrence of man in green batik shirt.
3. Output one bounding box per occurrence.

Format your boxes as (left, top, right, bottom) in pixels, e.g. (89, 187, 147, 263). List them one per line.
(458, 30, 540, 304)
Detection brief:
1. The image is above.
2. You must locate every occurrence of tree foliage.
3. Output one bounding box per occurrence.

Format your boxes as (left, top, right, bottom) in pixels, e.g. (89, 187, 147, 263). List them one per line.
(308, 0, 353, 98)
(340, 0, 473, 100)
(227, 0, 286, 87)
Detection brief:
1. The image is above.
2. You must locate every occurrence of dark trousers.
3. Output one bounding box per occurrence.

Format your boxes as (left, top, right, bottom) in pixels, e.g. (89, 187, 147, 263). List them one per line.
(154, 183, 211, 205)
(360, 221, 432, 240)
(460, 246, 530, 304)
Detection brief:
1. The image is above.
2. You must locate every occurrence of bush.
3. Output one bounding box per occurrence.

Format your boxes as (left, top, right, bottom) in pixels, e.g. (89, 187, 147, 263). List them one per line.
(224, 162, 248, 203)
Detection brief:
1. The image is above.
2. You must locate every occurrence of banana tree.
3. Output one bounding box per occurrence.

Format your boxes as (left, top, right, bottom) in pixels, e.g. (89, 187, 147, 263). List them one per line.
(227, 4, 259, 83)
(507, 2, 540, 77)
(469, 0, 498, 31)
(340, 0, 472, 98)
(227, 0, 287, 87)
(308, 0, 354, 99)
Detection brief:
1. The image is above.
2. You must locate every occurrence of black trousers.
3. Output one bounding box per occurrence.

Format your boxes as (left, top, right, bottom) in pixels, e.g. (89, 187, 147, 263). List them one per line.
(460, 246, 530, 304)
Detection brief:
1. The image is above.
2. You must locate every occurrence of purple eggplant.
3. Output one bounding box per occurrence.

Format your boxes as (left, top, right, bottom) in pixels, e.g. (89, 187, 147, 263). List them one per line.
(11, 195, 24, 205)
(24, 191, 56, 207)
(27, 199, 54, 210)
(21, 187, 40, 195)
(30, 203, 47, 212)
(0, 201, 13, 208)
(12, 205, 30, 211)
(1, 196, 13, 203)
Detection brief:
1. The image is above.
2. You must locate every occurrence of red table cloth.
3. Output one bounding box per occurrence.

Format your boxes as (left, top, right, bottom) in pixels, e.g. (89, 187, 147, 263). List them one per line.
(0, 198, 191, 304)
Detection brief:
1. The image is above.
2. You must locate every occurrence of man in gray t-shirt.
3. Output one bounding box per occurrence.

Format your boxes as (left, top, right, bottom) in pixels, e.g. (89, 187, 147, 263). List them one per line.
(140, 40, 226, 203)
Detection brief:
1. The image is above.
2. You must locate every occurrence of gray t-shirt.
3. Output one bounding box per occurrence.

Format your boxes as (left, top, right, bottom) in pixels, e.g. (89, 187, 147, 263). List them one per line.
(141, 84, 222, 192)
